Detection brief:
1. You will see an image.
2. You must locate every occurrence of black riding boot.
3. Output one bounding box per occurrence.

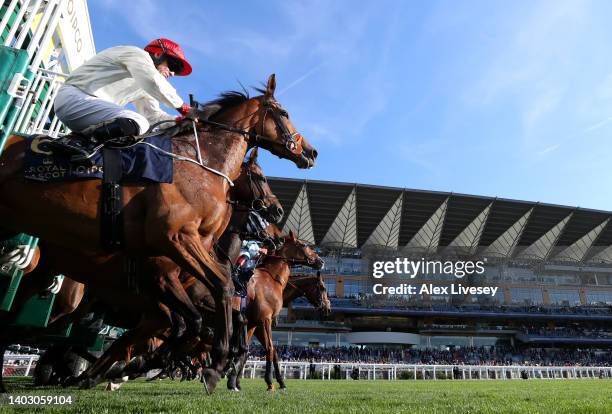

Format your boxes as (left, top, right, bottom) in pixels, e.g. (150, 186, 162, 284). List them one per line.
(47, 118, 140, 161)
(85, 118, 140, 146)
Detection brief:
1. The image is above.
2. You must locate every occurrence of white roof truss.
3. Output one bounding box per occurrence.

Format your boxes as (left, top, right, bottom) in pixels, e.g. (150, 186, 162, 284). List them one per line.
(282, 184, 315, 244)
(363, 193, 403, 248)
(321, 187, 358, 248)
(516, 213, 573, 261)
(483, 208, 533, 258)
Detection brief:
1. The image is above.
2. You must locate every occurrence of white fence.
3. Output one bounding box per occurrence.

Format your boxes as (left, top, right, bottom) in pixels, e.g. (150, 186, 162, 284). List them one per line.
(242, 361, 612, 381)
(4, 356, 611, 381)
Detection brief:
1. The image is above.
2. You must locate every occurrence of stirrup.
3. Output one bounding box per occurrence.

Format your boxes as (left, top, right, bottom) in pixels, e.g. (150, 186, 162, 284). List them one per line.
(45, 136, 94, 159)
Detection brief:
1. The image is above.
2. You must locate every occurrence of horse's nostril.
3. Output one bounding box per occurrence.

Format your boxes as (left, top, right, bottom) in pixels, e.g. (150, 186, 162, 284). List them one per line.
(277, 207, 284, 217)
(312, 149, 318, 159)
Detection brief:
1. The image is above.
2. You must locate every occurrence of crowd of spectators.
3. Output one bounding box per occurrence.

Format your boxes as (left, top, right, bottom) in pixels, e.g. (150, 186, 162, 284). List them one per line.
(521, 327, 612, 339)
(249, 345, 612, 367)
(298, 296, 612, 316)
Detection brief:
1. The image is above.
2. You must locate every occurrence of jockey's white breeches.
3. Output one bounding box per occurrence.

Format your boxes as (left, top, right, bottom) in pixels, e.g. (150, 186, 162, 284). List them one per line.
(54, 84, 149, 134)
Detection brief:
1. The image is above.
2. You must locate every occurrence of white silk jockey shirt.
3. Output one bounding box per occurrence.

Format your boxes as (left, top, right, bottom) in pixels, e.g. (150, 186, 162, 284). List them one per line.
(64, 45, 184, 126)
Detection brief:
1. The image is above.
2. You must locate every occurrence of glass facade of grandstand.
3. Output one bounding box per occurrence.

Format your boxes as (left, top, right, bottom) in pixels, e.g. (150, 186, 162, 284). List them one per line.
(264, 178, 612, 355)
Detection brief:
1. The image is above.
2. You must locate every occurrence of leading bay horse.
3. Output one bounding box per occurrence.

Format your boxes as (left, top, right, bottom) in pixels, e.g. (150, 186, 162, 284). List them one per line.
(0, 74, 317, 392)
(0, 148, 283, 393)
(100, 232, 328, 392)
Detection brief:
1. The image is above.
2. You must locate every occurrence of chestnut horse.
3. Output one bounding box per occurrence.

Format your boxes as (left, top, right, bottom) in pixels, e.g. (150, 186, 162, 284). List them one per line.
(102, 232, 328, 392)
(226, 271, 331, 391)
(241, 233, 325, 391)
(0, 74, 315, 391)
(66, 150, 284, 390)
(0, 148, 283, 393)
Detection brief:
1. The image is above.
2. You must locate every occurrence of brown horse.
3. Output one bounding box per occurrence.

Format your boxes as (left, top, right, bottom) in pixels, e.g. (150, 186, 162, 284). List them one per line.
(67, 149, 284, 390)
(226, 271, 331, 391)
(0, 148, 283, 393)
(102, 233, 328, 392)
(0, 74, 316, 391)
(241, 232, 325, 391)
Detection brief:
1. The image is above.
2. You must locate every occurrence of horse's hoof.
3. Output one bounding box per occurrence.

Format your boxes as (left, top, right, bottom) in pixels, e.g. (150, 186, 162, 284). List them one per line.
(124, 356, 146, 376)
(279, 385, 287, 390)
(61, 375, 80, 387)
(78, 376, 99, 390)
(202, 369, 220, 395)
(104, 360, 127, 380)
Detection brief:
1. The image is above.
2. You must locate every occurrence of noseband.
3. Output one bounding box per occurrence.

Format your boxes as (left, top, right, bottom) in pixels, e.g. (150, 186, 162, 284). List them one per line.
(260, 101, 303, 154)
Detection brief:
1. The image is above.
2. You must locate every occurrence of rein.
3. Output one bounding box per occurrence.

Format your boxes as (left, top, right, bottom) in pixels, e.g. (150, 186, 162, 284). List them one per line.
(139, 120, 234, 186)
(142, 99, 302, 187)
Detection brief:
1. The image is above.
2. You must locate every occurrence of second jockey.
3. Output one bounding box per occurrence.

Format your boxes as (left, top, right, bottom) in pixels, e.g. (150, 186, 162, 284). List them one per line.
(50, 38, 194, 158)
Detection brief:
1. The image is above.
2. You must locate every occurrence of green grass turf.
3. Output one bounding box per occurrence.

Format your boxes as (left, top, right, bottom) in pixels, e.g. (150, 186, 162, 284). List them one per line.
(1, 377, 611, 414)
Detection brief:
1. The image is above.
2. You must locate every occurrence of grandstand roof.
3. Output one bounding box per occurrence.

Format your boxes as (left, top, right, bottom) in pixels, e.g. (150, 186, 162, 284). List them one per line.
(268, 177, 612, 263)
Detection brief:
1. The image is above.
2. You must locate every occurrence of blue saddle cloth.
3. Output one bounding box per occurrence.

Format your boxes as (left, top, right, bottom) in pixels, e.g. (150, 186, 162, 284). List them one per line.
(23, 135, 173, 183)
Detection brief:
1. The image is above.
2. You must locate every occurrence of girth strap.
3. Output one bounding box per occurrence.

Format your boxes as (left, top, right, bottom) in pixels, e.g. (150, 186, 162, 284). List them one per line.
(101, 148, 124, 252)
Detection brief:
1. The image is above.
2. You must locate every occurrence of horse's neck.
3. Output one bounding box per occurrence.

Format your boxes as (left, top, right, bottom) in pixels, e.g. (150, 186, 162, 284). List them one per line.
(260, 258, 290, 287)
(195, 105, 257, 180)
(283, 279, 304, 304)
(284, 276, 317, 305)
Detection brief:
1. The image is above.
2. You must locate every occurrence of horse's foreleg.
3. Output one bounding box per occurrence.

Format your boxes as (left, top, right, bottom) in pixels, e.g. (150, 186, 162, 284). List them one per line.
(155, 263, 202, 340)
(272, 348, 286, 389)
(80, 305, 171, 388)
(255, 320, 275, 391)
(202, 275, 233, 394)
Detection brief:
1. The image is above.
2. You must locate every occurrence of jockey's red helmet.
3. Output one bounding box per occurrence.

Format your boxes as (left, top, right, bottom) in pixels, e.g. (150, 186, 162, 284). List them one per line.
(144, 38, 192, 76)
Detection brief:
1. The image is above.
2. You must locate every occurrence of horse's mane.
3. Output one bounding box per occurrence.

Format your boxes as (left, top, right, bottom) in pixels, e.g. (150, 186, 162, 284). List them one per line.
(203, 84, 268, 120)
(204, 90, 250, 110)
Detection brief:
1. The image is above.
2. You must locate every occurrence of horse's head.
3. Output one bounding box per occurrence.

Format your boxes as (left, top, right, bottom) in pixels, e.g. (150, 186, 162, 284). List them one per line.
(232, 148, 284, 223)
(253, 74, 317, 169)
(274, 230, 324, 270)
(298, 271, 331, 316)
(200, 74, 317, 168)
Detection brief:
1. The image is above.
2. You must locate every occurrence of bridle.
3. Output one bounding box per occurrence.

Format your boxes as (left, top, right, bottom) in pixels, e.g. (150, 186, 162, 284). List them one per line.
(265, 240, 320, 267)
(227, 162, 275, 211)
(199, 98, 304, 156)
(260, 100, 303, 154)
(286, 274, 327, 311)
(245, 167, 277, 212)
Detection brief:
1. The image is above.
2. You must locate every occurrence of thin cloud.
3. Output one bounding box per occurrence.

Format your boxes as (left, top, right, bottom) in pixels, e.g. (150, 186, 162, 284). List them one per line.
(538, 144, 560, 155)
(584, 116, 612, 133)
(277, 61, 327, 96)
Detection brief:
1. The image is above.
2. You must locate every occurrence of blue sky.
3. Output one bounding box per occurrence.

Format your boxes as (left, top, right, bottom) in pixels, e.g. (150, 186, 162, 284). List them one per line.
(90, 0, 612, 210)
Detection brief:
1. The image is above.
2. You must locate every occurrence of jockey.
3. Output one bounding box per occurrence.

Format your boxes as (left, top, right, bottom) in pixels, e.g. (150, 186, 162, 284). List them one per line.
(50, 38, 194, 158)
(233, 240, 268, 296)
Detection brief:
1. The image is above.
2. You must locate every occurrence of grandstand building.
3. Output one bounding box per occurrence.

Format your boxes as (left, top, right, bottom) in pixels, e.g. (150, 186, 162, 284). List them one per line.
(267, 177, 612, 352)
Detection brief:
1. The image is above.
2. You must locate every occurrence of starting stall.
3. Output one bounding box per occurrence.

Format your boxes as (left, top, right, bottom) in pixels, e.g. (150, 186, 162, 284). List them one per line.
(0, 0, 109, 368)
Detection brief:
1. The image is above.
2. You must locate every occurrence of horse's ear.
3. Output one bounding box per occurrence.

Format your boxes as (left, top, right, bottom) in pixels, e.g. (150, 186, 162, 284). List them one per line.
(248, 148, 259, 165)
(265, 74, 276, 99)
(288, 229, 296, 240)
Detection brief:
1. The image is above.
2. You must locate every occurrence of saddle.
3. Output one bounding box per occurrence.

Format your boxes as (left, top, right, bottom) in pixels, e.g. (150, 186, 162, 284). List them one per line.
(45, 118, 179, 163)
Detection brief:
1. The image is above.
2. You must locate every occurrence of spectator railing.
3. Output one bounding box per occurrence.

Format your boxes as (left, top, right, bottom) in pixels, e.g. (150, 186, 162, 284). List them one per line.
(241, 360, 612, 381)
